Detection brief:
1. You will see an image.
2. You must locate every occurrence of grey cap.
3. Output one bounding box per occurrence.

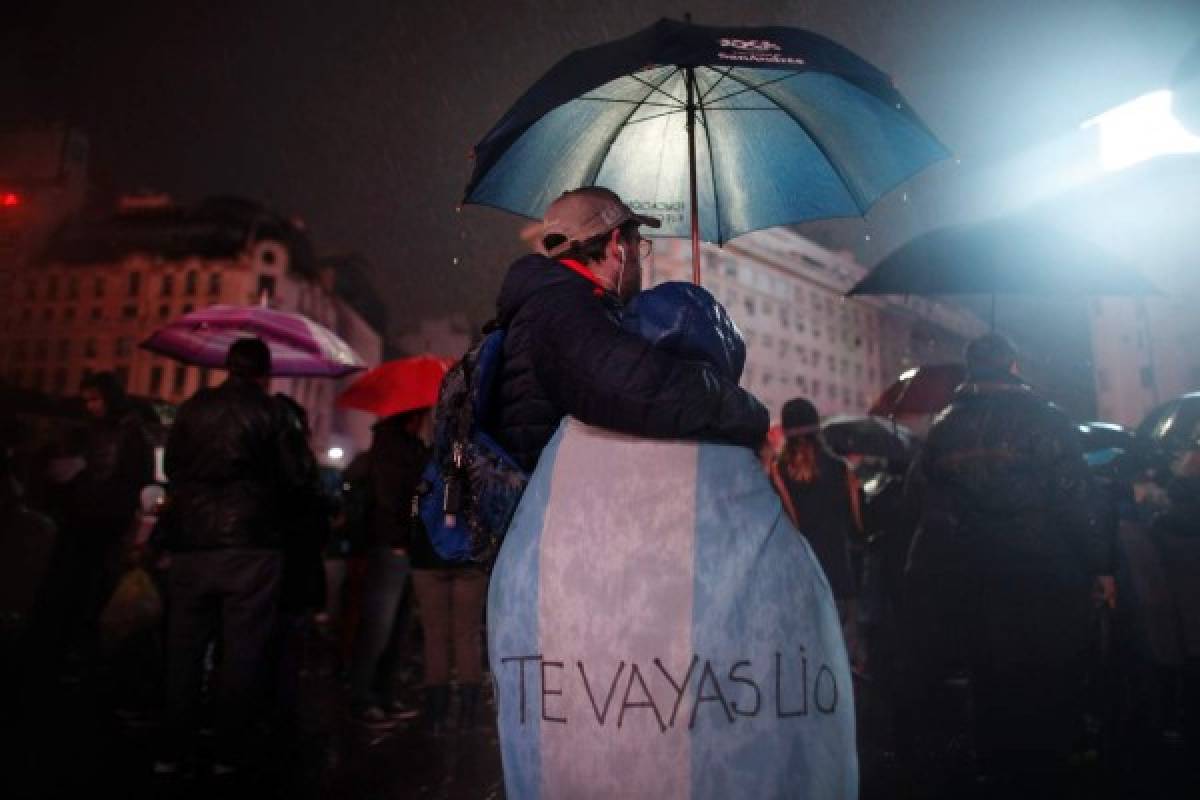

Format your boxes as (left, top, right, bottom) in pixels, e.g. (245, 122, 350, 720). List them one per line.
(539, 187, 660, 257)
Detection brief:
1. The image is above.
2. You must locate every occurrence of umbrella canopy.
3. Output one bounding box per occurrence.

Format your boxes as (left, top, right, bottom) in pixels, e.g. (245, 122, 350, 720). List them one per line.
(821, 415, 913, 463)
(466, 17, 948, 281)
(1138, 392, 1200, 455)
(869, 363, 965, 418)
(141, 305, 366, 378)
(848, 217, 1159, 298)
(336, 355, 454, 418)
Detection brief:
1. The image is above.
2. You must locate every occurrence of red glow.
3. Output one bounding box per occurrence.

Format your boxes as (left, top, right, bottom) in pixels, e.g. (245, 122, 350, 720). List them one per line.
(1, 193, 20, 207)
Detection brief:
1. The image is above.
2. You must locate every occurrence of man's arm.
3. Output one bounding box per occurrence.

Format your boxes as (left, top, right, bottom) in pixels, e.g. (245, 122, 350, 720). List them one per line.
(529, 284, 768, 449)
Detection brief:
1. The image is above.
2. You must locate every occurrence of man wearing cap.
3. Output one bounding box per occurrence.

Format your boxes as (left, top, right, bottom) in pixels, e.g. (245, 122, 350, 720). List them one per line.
(903, 333, 1105, 791)
(491, 186, 767, 472)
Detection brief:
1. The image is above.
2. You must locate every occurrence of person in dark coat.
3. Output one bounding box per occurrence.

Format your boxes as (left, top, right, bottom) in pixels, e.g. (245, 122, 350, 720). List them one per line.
(904, 334, 1105, 791)
(61, 373, 154, 672)
(1148, 429, 1200, 755)
(348, 409, 430, 725)
(158, 338, 309, 774)
(492, 187, 768, 473)
(770, 397, 863, 661)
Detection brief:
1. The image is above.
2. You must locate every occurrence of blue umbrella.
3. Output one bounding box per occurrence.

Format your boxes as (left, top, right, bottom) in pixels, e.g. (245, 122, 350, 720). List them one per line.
(465, 18, 948, 282)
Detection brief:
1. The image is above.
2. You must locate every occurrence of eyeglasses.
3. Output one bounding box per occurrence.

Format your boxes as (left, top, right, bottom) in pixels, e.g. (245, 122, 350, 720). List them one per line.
(637, 238, 653, 259)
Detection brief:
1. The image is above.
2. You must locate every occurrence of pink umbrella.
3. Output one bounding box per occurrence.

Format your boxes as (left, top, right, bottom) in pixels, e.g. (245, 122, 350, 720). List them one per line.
(140, 305, 367, 378)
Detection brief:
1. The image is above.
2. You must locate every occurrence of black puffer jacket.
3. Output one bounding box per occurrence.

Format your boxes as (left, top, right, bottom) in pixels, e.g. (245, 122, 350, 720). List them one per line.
(492, 254, 768, 472)
(906, 372, 1105, 582)
(164, 377, 306, 551)
(904, 372, 1104, 664)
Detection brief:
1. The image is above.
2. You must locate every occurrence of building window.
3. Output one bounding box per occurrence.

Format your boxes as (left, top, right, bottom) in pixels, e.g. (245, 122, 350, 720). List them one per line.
(57, 340, 69, 360)
(256, 274, 276, 300)
(115, 366, 129, 389)
(173, 364, 188, 394)
(94, 277, 105, 297)
(64, 307, 76, 323)
(67, 276, 79, 300)
(744, 297, 756, 316)
(182, 304, 194, 315)
(90, 307, 102, 322)
(42, 308, 54, 322)
(185, 271, 198, 295)
(161, 274, 174, 296)
(122, 305, 138, 320)
(149, 366, 164, 396)
(208, 272, 221, 296)
(115, 337, 131, 358)
(158, 305, 170, 321)
(812, 379, 821, 396)
(13, 341, 27, 362)
(24, 281, 35, 301)
(34, 340, 48, 359)
(84, 338, 97, 358)
(128, 271, 141, 297)
(47, 275, 59, 301)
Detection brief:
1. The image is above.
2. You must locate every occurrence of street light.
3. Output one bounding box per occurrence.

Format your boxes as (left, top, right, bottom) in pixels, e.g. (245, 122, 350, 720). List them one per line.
(1083, 90, 1200, 171)
(327, 446, 345, 462)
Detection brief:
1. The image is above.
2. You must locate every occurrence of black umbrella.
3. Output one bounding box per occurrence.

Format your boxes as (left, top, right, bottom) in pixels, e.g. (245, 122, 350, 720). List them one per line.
(849, 217, 1157, 300)
(820, 415, 913, 463)
(1138, 392, 1200, 455)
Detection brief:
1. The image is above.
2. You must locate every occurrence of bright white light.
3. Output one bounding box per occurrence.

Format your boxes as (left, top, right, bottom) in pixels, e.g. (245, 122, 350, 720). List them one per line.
(327, 446, 345, 462)
(898, 367, 919, 382)
(1083, 90, 1200, 171)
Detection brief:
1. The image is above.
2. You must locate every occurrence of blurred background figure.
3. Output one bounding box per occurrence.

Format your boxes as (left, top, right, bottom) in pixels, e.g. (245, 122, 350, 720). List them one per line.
(347, 408, 430, 727)
(770, 396, 863, 663)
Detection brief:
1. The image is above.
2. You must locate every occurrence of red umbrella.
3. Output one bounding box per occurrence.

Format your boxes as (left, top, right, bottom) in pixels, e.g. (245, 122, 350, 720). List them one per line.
(869, 363, 965, 417)
(336, 355, 454, 418)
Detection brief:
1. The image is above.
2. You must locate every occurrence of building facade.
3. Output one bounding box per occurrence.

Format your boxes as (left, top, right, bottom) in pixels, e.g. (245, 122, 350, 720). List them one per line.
(1, 194, 384, 461)
(648, 229, 985, 422)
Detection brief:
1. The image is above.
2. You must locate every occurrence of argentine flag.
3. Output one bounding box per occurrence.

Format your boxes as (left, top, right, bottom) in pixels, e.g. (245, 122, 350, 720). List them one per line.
(489, 419, 858, 799)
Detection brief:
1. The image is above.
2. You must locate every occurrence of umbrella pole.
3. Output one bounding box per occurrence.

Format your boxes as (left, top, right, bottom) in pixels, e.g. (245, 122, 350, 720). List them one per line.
(685, 67, 701, 285)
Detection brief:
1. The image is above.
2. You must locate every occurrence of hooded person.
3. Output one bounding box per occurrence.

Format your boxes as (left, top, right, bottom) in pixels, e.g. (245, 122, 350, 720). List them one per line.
(488, 282, 858, 800)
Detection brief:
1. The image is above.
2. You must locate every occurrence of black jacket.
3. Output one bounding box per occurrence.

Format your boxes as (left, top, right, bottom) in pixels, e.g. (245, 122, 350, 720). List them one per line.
(492, 254, 768, 472)
(365, 415, 429, 553)
(164, 377, 307, 552)
(74, 409, 154, 543)
(906, 372, 1104, 583)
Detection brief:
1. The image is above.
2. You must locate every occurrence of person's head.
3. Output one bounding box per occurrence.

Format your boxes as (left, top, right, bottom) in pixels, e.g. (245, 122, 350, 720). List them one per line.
(621, 281, 745, 383)
(964, 333, 1018, 380)
(539, 187, 661, 303)
(80, 371, 127, 421)
(226, 337, 272, 388)
(780, 396, 823, 482)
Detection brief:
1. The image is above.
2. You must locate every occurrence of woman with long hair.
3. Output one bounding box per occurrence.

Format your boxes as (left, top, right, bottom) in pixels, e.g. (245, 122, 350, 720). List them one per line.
(770, 397, 862, 657)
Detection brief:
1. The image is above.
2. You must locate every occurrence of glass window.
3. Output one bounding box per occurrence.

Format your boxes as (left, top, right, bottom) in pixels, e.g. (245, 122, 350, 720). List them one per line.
(64, 307, 76, 322)
(84, 338, 97, 358)
(47, 275, 59, 301)
(128, 271, 141, 297)
(57, 340, 69, 359)
(34, 340, 48, 359)
(116, 337, 131, 358)
(185, 271, 198, 295)
(161, 274, 174, 296)
(67, 275, 79, 300)
(173, 364, 188, 394)
(122, 305, 137, 319)
(158, 305, 170, 320)
(149, 366, 164, 396)
(90, 307, 102, 321)
(94, 276, 105, 297)
(208, 272, 221, 296)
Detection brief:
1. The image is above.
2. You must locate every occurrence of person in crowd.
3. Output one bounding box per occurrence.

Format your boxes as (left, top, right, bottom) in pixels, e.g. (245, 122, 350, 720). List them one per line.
(489, 282, 857, 799)
(1148, 422, 1200, 755)
(409, 491, 489, 735)
(492, 186, 767, 473)
(904, 333, 1105, 792)
(57, 372, 155, 678)
(769, 396, 863, 662)
(158, 338, 310, 776)
(347, 408, 430, 726)
(270, 394, 333, 739)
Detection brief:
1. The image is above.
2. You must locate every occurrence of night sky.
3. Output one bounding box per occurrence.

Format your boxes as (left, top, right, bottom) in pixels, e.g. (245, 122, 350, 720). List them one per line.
(4, 0, 1198, 340)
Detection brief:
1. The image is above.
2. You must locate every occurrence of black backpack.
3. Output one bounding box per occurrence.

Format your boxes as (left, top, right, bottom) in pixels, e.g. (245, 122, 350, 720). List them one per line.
(414, 326, 528, 562)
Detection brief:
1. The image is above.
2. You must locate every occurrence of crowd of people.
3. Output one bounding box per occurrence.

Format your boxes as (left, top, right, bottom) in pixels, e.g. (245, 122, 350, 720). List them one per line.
(1, 185, 1198, 798)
